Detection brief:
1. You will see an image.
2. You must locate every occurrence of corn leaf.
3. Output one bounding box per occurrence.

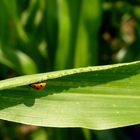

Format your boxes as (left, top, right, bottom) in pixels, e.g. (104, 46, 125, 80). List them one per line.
(0, 61, 140, 130)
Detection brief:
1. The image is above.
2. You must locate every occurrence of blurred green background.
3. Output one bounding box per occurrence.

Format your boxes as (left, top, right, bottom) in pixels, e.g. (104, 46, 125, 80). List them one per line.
(0, 0, 140, 139)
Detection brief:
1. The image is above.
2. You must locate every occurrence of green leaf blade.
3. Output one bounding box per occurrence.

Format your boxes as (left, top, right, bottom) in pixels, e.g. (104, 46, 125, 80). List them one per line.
(0, 61, 140, 130)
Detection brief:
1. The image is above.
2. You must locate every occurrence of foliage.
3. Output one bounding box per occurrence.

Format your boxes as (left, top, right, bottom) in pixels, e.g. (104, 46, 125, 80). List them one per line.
(0, 0, 140, 140)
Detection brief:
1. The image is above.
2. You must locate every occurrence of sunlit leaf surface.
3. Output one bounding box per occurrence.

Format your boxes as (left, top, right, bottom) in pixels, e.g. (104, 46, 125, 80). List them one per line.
(0, 61, 140, 130)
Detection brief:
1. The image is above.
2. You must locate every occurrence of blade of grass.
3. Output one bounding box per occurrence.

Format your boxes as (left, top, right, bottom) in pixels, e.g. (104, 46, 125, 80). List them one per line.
(0, 47, 37, 74)
(74, 0, 102, 67)
(0, 61, 139, 130)
(54, 0, 71, 70)
(2, 0, 29, 43)
(45, 0, 58, 69)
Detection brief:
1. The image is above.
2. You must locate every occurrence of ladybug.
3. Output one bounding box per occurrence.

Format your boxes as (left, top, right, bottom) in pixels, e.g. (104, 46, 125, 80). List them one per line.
(30, 82, 47, 90)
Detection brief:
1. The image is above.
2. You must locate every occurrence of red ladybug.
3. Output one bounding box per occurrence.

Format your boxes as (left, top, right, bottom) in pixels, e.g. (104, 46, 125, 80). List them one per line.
(30, 82, 47, 90)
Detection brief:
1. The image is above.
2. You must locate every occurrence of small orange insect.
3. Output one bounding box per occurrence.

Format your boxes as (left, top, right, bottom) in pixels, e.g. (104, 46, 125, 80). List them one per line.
(30, 82, 47, 90)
